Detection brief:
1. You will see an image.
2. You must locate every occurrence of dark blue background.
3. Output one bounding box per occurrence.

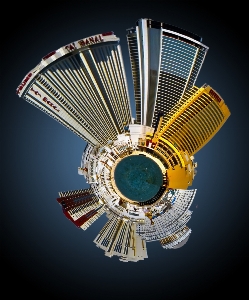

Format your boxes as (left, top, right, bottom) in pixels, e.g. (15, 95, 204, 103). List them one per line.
(1, 1, 248, 298)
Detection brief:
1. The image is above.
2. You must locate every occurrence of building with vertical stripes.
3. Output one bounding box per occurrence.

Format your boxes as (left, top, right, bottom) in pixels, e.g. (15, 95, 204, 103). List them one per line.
(57, 188, 105, 230)
(126, 18, 208, 127)
(160, 226, 192, 249)
(93, 211, 148, 262)
(17, 18, 231, 262)
(16, 32, 132, 146)
(157, 84, 231, 156)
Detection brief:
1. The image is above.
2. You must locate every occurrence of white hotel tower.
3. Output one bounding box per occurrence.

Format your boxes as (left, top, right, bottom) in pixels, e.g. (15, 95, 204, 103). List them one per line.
(16, 32, 132, 146)
(17, 18, 230, 262)
(127, 18, 208, 127)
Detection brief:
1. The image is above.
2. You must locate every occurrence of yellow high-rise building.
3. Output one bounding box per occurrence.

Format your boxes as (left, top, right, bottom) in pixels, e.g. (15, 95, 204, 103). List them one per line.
(156, 84, 231, 156)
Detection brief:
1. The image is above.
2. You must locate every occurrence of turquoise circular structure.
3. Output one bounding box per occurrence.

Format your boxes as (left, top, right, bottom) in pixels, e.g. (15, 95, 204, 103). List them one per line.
(114, 155, 163, 202)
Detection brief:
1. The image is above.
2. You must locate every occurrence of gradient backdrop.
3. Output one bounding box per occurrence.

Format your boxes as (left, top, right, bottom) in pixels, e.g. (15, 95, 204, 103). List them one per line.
(1, 1, 248, 298)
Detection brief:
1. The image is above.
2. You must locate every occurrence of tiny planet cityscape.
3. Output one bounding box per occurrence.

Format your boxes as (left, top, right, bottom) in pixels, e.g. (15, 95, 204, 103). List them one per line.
(16, 18, 230, 262)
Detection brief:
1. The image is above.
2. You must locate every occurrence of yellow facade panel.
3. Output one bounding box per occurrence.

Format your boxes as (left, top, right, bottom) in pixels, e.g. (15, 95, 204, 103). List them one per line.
(167, 165, 189, 189)
(157, 85, 230, 156)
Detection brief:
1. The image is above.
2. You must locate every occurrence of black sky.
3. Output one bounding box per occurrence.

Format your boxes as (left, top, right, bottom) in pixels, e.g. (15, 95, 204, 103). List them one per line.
(1, 1, 249, 298)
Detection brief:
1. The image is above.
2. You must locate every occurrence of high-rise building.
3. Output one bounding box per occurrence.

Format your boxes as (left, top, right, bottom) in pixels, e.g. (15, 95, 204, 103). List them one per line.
(93, 210, 148, 262)
(16, 32, 132, 146)
(157, 84, 231, 155)
(126, 18, 208, 127)
(17, 18, 231, 262)
(57, 188, 105, 230)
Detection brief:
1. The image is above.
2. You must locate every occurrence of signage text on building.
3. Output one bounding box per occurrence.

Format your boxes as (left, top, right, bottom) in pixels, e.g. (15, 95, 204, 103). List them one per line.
(43, 97, 60, 112)
(30, 87, 60, 112)
(209, 89, 222, 103)
(65, 43, 76, 52)
(16, 73, 32, 94)
(78, 35, 104, 47)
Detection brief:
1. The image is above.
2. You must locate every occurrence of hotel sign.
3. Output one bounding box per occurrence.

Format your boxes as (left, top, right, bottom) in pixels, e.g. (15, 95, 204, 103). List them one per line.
(78, 34, 104, 47)
(16, 73, 32, 95)
(209, 89, 222, 103)
(30, 87, 60, 112)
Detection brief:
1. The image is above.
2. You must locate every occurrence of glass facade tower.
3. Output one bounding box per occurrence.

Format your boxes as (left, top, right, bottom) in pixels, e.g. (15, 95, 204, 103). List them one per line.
(127, 18, 208, 128)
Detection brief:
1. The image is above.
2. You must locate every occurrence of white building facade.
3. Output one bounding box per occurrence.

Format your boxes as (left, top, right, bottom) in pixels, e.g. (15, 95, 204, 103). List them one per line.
(17, 32, 132, 146)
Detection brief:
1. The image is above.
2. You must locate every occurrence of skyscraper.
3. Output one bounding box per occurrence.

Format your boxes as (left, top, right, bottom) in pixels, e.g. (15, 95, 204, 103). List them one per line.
(94, 210, 148, 262)
(16, 32, 132, 146)
(126, 18, 208, 127)
(157, 84, 231, 155)
(17, 18, 230, 262)
(56, 188, 105, 230)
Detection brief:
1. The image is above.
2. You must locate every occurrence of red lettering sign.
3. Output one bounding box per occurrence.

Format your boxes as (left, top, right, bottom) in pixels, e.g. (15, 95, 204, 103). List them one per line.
(30, 87, 41, 97)
(42, 51, 56, 60)
(102, 31, 114, 36)
(78, 35, 103, 47)
(209, 89, 222, 103)
(43, 97, 60, 112)
(65, 43, 75, 52)
(16, 73, 32, 94)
